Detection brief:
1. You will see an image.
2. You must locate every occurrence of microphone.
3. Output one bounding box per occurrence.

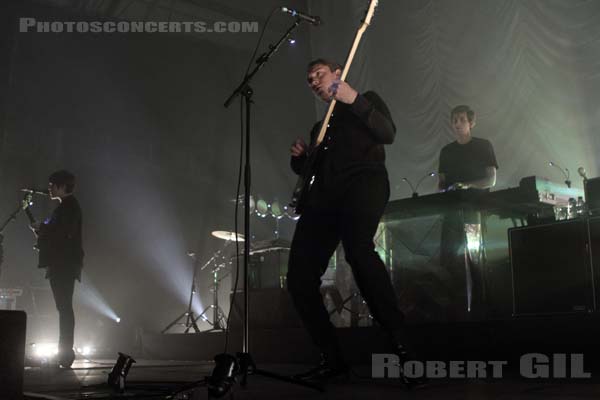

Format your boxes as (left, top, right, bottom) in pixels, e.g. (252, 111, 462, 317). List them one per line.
(548, 161, 571, 188)
(281, 7, 322, 26)
(578, 167, 588, 181)
(20, 188, 49, 196)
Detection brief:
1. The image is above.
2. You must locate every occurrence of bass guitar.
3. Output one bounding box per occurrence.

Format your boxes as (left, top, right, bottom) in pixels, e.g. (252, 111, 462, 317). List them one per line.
(22, 193, 50, 267)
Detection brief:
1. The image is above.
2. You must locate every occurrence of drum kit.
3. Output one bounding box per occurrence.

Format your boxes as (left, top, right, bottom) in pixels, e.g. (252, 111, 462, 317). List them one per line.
(162, 228, 290, 334)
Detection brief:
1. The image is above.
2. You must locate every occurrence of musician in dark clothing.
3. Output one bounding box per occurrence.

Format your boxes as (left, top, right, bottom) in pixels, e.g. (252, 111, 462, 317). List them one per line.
(438, 105, 497, 191)
(437, 105, 498, 318)
(288, 59, 410, 382)
(32, 170, 83, 368)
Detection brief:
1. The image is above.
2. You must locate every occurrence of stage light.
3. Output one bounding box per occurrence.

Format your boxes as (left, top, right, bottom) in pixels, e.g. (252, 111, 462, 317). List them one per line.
(283, 205, 300, 221)
(32, 342, 59, 359)
(115, 317, 121, 323)
(108, 352, 136, 392)
(288, 38, 296, 45)
(271, 200, 284, 219)
(256, 198, 269, 217)
(248, 195, 256, 213)
(207, 353, 238, 398)
(76, 273, 120, 323)
(76, 345, 95, 357)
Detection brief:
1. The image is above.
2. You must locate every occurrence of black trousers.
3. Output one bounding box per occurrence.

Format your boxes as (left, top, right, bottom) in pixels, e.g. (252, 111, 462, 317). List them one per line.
(287, 172, 404, 356)
(49, 273, 76, 356)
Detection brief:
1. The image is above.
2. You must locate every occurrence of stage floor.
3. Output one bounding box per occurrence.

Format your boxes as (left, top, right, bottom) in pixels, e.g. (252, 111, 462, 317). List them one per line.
(21, 313, 600, 399)
(23, 359, 600, 399)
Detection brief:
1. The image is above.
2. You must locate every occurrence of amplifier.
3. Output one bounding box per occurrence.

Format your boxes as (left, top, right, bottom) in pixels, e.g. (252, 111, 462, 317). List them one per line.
(589, 217, 600, 310)
(231, 249, 289, 290)
(509, 219, 594, 315)
(585, 177, 600, 215)
(0, 310, 26, 400)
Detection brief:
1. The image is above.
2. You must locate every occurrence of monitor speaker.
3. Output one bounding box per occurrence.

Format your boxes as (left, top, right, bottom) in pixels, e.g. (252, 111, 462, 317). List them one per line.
(588, 217, 600, 310)
(509, 219, 593, 315)
(585, 177, 600, 215)
(0, 310, 26, 400)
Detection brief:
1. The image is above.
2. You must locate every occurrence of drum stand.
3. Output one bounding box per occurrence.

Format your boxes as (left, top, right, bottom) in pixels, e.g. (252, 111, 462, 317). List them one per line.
(194, 265, 229, 332)
(161, 243, 230, 334)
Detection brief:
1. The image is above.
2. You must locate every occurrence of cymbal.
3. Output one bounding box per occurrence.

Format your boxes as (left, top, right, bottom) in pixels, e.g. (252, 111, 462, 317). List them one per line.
(211, 230, 245, 242)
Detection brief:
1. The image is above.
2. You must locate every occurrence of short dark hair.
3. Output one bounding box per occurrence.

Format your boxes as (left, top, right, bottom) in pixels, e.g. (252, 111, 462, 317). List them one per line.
(450, 105, 475, 123)
(49, 169, 76, 193)
(307, 58, 342, 73)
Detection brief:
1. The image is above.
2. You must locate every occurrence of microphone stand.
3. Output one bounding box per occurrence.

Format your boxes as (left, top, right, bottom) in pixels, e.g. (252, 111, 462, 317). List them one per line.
(204, 18, 321, 397)
(402, 172, 436, 198)
(0, 193, 36, 276)
(549, 162, 571, 188)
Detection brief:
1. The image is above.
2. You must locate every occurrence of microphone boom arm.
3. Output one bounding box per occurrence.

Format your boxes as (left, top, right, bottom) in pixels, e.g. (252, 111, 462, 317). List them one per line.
(224, 19, 302, 108)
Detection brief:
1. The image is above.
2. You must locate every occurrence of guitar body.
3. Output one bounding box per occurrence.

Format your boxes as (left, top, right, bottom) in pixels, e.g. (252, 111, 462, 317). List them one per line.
(22, 196, 50, 268)
(290, 144, 324, 214)
(35, 222, 51, 268)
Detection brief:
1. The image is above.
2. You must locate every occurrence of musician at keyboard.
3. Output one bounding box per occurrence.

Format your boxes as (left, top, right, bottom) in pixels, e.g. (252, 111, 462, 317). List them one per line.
(437, 105, 498, 318)
(438, 105, 498, 191)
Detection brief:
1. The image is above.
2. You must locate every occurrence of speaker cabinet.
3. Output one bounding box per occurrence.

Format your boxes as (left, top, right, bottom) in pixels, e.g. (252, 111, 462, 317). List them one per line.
(586, 177, 600, 216)
(0, 310, 26, 400)
(589, 217, 600, 310)
(509, 219, 594, 315)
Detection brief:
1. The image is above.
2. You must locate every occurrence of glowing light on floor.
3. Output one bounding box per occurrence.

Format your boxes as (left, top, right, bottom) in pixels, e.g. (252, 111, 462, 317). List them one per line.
(76, 345, 95, 356)
(31, 343, 58, 359)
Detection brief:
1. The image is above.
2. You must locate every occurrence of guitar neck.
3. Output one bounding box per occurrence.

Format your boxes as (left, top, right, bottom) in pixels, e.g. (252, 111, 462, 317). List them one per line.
(314, 5, 374, 146)
(24, 207, 36, 225)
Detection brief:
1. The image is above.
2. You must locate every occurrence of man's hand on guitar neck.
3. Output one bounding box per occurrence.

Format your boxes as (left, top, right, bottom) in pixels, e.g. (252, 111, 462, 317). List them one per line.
(290, 138, 308, 158)
(330, 79, 358, 104)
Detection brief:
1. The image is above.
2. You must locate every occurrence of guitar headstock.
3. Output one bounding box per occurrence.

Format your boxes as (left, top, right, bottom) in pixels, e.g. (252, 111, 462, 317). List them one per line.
(361, 0, 379, 27)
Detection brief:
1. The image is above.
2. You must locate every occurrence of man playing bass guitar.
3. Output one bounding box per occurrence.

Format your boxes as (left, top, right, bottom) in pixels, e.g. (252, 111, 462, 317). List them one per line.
(288, 59, 413, 382)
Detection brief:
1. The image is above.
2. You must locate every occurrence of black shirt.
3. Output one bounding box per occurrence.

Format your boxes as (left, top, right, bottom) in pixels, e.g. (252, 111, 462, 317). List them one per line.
(291, 91, 396, 204)
(438, 137, 498, 190)
(38, 195, 84, 279)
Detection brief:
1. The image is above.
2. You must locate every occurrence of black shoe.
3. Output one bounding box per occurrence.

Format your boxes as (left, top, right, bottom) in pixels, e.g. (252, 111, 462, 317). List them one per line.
(395, 345, 427, 389)
(58, 348, 75, 369)
(294, 357, 349, 383)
